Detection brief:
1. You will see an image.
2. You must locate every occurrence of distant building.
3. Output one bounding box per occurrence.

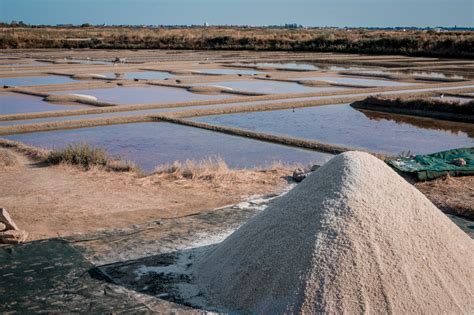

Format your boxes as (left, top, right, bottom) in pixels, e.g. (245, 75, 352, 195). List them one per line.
(204, 22, 209, 27)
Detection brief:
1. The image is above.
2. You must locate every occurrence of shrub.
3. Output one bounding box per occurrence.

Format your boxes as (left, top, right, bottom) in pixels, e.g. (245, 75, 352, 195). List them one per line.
(47, 143, 107, 169)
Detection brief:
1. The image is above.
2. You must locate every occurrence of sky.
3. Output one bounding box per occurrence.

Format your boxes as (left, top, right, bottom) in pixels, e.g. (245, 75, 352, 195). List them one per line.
(0, 0, 473, 27)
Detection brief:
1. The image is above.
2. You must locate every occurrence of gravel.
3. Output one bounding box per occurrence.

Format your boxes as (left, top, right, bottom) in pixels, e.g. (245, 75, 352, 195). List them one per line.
(192, 151, 474, 313)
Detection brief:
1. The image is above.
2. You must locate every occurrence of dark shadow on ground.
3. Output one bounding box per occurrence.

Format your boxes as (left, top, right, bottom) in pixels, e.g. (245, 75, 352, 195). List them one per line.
(0, 238, 151, 313)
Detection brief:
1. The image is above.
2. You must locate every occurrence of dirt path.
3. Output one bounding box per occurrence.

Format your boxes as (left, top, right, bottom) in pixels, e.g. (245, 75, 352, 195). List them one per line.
(0, 148, 288, 240)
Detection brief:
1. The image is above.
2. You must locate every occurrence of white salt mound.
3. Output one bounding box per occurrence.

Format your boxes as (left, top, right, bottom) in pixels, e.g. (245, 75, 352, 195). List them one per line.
(193, 151, 474, 314)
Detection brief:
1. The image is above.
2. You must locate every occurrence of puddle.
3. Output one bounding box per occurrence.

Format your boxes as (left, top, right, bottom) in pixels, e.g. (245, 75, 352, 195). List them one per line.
(0, 75, 77, 86)
(198, 69, 263, 75)
(103, 71, 172, 80)
(55, 86, 233, 104)
(4, 122, 333, 172)
(298, 76, 414, 87)
(0, 93, 87, 115)
(197, 80, 345, 94)
(193, 104, 474, 155)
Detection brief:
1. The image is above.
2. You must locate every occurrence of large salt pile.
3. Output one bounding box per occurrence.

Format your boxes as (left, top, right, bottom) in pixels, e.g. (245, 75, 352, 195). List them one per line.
(193, 151, 474, 313)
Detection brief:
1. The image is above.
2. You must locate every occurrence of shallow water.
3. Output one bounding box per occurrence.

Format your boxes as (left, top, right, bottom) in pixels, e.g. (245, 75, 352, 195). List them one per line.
(198, 80, 345, 94)
(0, 93, 87, 115)
(55, 86, 233, 104)
(298, 76, 414, 87)
(193, 104, 474, 155)
(4, 122, 333, 172)
(0, 75, 77, 86)
(3, 84, 474, 126)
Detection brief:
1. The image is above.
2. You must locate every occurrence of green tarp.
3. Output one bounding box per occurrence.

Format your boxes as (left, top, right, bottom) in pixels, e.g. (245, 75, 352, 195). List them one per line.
(387, 148, 474, 181)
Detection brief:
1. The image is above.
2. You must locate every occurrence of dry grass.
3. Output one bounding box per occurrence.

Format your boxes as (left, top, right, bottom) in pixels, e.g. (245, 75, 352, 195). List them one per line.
(46, 143, 140, 172)
(154, 157, 235, 181)
(351, 96, 474, 122)
(415, 175, 474, 219)
(0, 138, 50, 160)
(0, 115, 152, 136)
(0, 149, 18, 168)
(1, 26, 473, 58)
(46, 143, 108, 169)
(0, 139, 139, 173)
(152, 157, 294, 188)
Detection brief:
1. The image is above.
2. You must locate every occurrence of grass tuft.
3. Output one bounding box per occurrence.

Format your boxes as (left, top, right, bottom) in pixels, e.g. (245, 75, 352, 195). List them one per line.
(106, 159, 140, 173)
(154, 157, 233, 181)
(46, 143, 108, 169)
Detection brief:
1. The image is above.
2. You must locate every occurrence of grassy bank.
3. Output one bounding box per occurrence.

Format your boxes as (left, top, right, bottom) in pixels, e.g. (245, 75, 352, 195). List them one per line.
(351, 96, 474, 123)
(1, 26, 473, 58)
(0, 139, 138, 172)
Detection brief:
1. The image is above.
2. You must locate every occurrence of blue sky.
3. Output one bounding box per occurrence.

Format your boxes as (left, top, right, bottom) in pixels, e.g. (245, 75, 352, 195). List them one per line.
(1, 0, 472, 27)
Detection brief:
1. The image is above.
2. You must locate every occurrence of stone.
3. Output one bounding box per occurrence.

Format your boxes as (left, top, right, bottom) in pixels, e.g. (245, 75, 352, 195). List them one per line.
(292, 168, 308, 182)
(0, 222, 6, 231)
(0, 230, 28, 244)
(450, 158, 467, 167)
(0, 208, 19, 231)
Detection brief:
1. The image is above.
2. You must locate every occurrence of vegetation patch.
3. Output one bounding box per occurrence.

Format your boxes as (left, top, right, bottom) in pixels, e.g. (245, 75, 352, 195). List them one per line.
(0, 149, 18, 168)
(1, 26, 473, 58)
(46, 143, 139, 172)
(351, 96, 474, 122)
(0, 138, 50, 160)
(46, 143, 108, 168)
(154, 157, 234, 181)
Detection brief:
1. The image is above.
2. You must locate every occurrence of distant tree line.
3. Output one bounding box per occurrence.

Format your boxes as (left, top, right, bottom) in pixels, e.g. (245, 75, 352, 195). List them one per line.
(0, 26, 472, 58)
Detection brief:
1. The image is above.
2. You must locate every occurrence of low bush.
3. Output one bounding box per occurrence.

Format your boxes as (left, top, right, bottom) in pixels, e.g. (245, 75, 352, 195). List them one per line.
(46, 143, 108, 169)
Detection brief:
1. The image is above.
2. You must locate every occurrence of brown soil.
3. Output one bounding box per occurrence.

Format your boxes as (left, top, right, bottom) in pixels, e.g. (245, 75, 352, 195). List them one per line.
(0, 148, 289, 241)
(415, 175, 474, 219)
(0, 148, 18, 169)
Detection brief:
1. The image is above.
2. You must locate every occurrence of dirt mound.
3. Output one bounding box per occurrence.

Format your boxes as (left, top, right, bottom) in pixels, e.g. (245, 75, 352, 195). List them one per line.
(193, 151, 474, 313)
